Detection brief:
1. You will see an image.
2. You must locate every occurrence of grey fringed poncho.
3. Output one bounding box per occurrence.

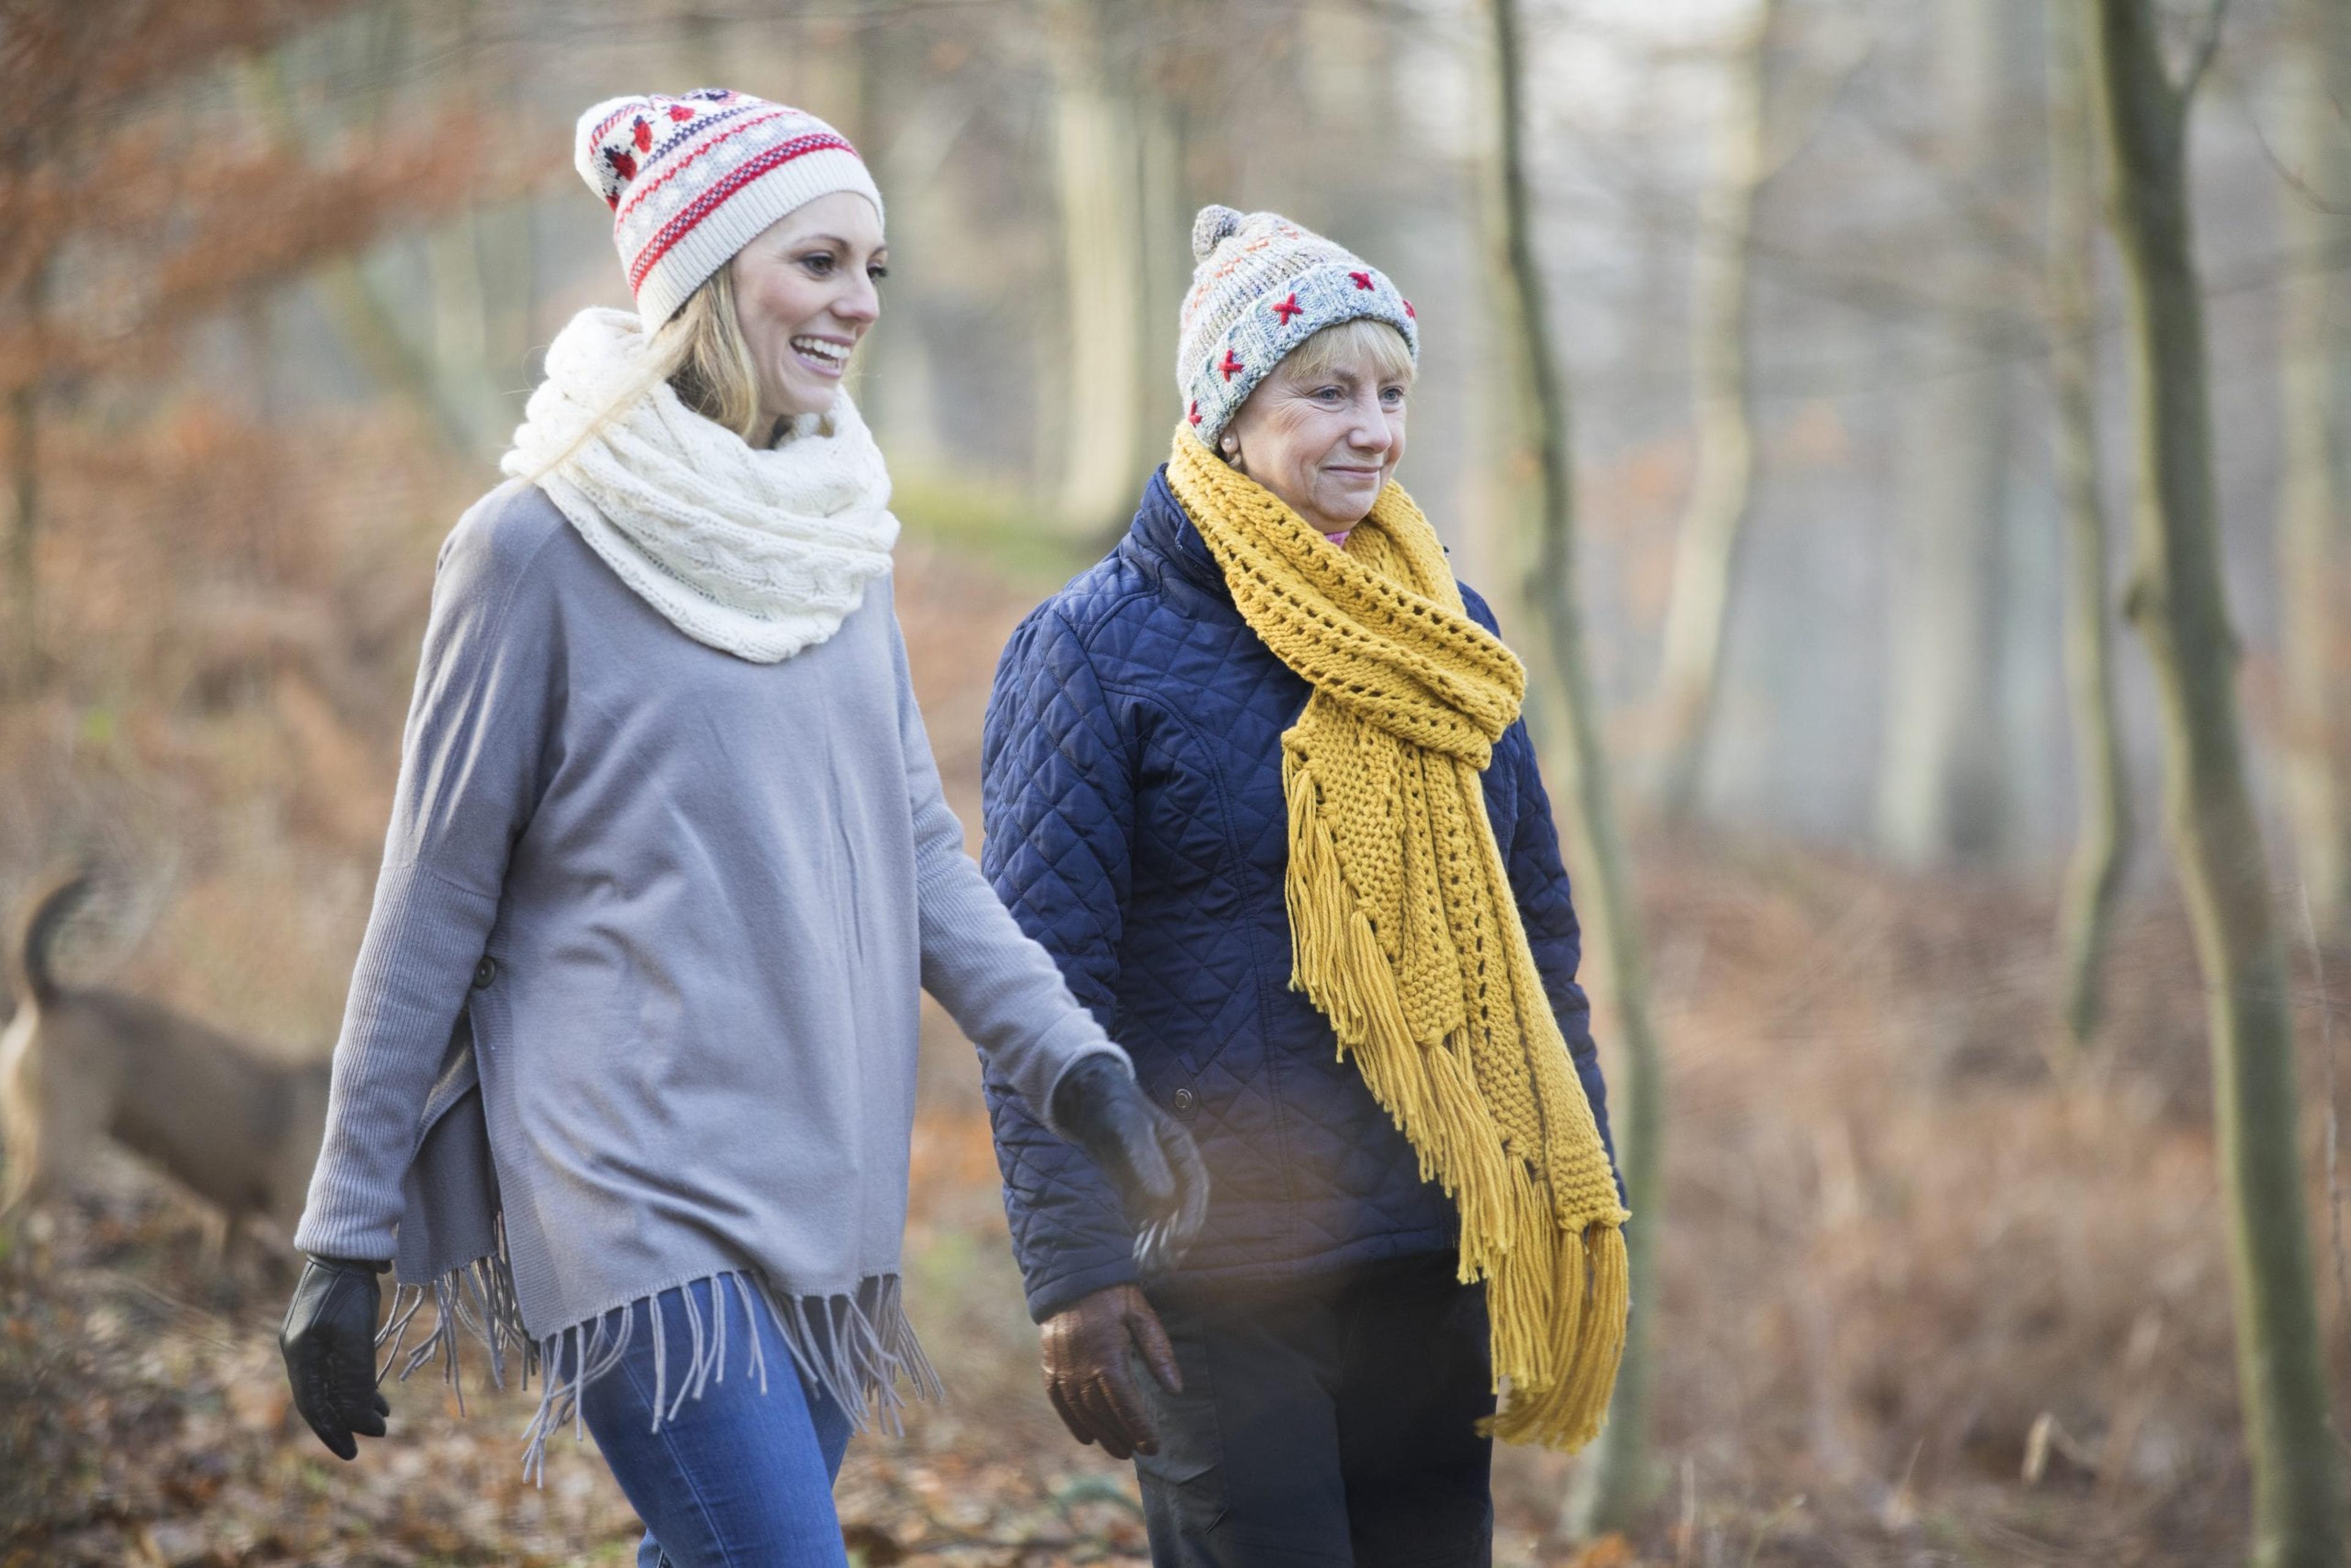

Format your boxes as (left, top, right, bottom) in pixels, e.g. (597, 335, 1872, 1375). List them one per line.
(293, 481, 1123, 1473)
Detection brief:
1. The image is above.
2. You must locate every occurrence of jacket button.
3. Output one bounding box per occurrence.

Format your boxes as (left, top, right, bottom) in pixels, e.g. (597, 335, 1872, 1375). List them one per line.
(1171, 1087, 1198, 1117)
(472, 956, 498, 989)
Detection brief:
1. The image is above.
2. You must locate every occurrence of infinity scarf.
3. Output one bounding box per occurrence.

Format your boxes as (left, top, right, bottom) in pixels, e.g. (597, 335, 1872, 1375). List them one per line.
(503, 307, 898, 663)
(1166, 427, 1630, 1450)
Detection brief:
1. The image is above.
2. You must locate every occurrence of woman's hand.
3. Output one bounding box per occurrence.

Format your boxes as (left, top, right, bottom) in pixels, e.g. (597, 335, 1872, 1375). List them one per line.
(1050, 1056, 1211, 1275)
(280, 1254, 391, 1460)
(1038, 1283, 1182, 1459)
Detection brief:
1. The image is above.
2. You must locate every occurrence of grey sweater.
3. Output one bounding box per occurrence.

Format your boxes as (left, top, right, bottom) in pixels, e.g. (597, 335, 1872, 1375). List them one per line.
(294, 481, 1122, 1457)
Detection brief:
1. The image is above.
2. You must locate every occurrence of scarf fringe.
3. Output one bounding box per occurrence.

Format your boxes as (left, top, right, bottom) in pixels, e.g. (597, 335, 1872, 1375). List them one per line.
(375, 1248, 537, 1415)
(372, 1246, 938, 1484)
(1287, 749, 1627, 1447)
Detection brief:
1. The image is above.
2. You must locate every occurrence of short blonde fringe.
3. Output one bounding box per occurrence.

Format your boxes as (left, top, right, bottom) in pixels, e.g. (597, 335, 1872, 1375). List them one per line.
(1280, 317, 1415, 389)
(524, 268, 768, 482)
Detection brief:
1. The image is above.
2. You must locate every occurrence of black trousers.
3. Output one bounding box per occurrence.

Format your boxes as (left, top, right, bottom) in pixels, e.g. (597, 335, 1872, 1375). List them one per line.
(1133, 1253, 1495, 1568)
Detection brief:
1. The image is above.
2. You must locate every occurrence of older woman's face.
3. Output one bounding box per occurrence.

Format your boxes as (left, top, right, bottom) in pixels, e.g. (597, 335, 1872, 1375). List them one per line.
(1221, 340, 1409, 534)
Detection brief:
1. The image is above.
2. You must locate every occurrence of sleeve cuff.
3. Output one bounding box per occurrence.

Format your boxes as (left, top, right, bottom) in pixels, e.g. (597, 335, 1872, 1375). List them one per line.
(1026, 1252, 1143, 1323)
(1032, 1014, 1133, 1142)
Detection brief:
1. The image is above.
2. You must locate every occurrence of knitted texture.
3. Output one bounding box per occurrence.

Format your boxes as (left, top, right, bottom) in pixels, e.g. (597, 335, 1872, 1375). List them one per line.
(1176, 205, 1418, 448)
(503, 306, 898, 664)
(1164, 427, 1629, 1450)
(574, 88, 883, 329)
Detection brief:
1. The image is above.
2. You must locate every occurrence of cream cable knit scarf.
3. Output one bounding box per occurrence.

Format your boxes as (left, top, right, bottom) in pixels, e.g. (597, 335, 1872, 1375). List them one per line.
(503, 307, 899, 663)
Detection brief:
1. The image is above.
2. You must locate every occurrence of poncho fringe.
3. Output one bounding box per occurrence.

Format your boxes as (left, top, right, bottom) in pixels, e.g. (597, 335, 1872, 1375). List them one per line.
(373, 1230, 940, 1483)
(1167, 426, 1629, 1450)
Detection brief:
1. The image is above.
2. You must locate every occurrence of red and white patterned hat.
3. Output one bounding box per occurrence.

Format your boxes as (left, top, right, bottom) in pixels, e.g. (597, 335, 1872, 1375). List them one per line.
(574, 88, 885, 330)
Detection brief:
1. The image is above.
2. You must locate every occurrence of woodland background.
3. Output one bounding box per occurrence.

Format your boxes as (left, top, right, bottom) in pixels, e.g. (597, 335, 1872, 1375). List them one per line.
(2, 0, 2349, 1563)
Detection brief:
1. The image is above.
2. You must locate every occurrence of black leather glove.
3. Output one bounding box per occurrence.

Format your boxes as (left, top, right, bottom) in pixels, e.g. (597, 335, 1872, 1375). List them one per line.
(280, 1253, 391, 1461)
(1052, 1054, 1210, 1277)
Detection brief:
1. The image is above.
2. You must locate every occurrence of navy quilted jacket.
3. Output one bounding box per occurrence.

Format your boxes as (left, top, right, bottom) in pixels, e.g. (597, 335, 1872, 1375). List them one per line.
(979, 469, 1617, 1322)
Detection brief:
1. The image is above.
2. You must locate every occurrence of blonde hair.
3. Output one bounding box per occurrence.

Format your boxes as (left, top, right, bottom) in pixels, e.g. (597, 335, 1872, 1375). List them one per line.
(525, 266, 768, 482)
(664, 266, 765, 441)
(1280, 317, 1415, 389)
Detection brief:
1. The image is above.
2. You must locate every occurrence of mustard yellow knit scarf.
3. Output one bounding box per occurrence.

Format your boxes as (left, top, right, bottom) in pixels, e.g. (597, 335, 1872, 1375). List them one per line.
(1166, 428, 1630, 1449)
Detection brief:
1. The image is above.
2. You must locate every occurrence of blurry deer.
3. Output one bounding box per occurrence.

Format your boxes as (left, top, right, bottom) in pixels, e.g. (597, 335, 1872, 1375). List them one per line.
(0, 868, 329, 1264)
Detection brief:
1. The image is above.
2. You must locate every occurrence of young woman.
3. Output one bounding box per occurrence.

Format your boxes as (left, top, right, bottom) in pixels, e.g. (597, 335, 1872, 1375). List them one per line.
(980, 207, 1629, 1566)
(278, 90, 1205, 1568)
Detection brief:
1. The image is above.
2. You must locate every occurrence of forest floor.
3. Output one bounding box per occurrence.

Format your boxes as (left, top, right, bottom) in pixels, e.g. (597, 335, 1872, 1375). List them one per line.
(2, 512, 2346, 1566)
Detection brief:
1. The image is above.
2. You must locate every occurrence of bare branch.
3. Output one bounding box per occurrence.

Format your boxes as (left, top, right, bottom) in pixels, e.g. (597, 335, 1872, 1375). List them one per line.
(2181, 0, 2232, 102)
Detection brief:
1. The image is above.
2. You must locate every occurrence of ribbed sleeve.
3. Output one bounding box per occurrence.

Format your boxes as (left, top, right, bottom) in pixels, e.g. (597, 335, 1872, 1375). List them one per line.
(889, 610, 1128, 1139)
(294, 492, 565, 1262)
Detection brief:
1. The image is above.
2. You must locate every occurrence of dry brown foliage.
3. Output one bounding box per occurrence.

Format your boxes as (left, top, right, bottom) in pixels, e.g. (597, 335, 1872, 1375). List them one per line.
(2, 426, 2344, 1559)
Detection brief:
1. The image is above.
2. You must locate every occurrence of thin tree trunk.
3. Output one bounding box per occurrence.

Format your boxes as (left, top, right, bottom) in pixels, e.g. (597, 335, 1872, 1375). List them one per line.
(1483, 0, 1662, 1529)
(6, 366, 36, 692)
(861, 26, 953, 473)
(2278, 0, 2351, 932)
(1134, 52, 1188, 489)
(2048, 2, 2132, 1050)
(6, 260, 45, 692)
(1654, 0, 1774, 822)
(1048, 0, 1147, 537)
(1878, 0, 2014, 866)
(2087, 5, 2342, 1563)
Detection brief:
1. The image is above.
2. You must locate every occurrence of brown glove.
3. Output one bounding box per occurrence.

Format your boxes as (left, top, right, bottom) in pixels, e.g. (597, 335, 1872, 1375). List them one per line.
(1038, 1283, 1183, 1460)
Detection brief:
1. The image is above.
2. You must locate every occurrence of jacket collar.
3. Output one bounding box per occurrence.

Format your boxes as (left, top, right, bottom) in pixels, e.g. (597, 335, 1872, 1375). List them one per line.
(1120, 466, 1231, 601)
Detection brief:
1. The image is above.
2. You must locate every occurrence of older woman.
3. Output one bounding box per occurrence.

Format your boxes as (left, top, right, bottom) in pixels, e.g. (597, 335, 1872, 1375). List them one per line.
(980, 206, 1629, 1566)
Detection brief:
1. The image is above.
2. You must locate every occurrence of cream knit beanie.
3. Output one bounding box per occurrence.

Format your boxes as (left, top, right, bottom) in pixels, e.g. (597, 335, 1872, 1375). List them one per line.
(1175, 205, 1418, 448)
(575, 88, 885, 330)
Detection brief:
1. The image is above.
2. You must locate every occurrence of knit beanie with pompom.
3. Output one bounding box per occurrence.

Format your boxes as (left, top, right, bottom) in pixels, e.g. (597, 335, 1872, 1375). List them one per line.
(1174, 205, 1418, 448)
(574, 88, 884, 331)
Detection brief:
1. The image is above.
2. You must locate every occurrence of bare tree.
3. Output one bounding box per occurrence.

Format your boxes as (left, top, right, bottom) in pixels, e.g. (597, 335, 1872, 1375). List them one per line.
(0, 0, 365, 689)
(2048, 1, 2132, 1049)
(1654, 0, 1776, 823)
(1046, 0, 1149, 536)
(1877, 0, 2020, 867)
(5, 268, 42, 691)
(1484, 0, 1662, 1528)
(2277, 0, 2351, 933)
(2086, 3, 2342, 1562)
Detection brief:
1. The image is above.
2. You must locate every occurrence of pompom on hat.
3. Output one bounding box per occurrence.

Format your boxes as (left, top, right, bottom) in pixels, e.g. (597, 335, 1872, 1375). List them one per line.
(1176, 204, 1418, 448)
(574, 88, 884, 330)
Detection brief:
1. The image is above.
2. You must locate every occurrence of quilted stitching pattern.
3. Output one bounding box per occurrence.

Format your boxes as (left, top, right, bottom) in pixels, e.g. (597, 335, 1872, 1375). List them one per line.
(980, 470, 1616, 1322)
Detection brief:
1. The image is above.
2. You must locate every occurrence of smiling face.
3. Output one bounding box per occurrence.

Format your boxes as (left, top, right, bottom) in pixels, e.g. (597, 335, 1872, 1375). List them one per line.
(727, 190, 888, 426)
(1218, 320, 1413, 535)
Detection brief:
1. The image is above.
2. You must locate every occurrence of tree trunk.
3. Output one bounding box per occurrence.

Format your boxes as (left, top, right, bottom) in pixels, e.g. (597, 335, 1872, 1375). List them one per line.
(6, 363, 36, 693)
(1654, 0, 1774, 822)
(1483, 0, 1662, 1530)
(2278, 0, 2351, 932)
(1047, 0, 1147, 538)
(2048, 2, 2132, 1050)
(6, 259, 45, 692)
(1877, 0, 2015, 866)
(2087, 5, 2342, 1563)
(1133, 56, 1189, 493)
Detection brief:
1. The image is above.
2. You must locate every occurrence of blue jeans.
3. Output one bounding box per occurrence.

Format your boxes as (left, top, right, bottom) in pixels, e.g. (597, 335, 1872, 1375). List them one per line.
(572, 1278, 855, 1568)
